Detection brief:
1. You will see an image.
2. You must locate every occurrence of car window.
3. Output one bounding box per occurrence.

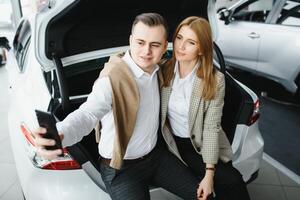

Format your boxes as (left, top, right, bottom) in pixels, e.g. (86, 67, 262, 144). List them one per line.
(45, 56, 109, 97)
(13, 20, 31, 72)
(232, 0, 274, 23)
(45, 50, 184, 97)
(276, 0, 300, 26)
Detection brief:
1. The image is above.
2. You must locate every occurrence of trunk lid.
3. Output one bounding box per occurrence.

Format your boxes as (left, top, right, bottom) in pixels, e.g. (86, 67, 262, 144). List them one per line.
(35, 0, 218, 71)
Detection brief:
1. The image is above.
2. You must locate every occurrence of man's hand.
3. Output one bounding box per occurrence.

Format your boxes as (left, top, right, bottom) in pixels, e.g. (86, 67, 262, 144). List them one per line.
(32, 127, 64, 160)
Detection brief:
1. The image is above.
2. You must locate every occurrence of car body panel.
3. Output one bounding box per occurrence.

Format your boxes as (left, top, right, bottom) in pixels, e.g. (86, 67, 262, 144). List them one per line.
(216, 0, 300, 93)
(217, 20, 262, 73)
(257, 22, 300, 92)
(232, 123, 264, 181)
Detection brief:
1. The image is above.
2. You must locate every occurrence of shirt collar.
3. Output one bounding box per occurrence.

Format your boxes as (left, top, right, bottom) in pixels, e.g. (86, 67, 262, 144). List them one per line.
(123, 51, 159, 79)
(174, 60, 200, 80)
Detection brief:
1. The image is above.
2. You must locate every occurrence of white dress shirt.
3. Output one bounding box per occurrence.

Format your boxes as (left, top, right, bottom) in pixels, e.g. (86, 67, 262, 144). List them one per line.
(56, 51, 160, 159)
(168, 60, 199, 138)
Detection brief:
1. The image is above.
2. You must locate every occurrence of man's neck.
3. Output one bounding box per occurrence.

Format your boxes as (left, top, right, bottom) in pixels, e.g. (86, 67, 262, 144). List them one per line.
(142, 66, 156, 75)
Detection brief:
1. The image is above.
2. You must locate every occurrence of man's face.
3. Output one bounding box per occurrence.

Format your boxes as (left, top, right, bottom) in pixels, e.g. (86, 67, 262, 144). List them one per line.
(129, 22, 167, 73)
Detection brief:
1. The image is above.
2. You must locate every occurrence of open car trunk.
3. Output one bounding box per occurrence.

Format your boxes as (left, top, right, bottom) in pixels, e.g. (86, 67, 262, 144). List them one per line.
(36, 0, 220, 71)
(41, 0, 255, 194)
(48, 44, 255, 192)
(45, 0, 210, 59)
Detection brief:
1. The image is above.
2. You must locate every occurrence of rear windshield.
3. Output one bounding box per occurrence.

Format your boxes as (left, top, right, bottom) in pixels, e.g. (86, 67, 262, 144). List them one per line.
(64, 57, 109, 96)
(44, 56, 108, 98)
(45, 50, 174, 98)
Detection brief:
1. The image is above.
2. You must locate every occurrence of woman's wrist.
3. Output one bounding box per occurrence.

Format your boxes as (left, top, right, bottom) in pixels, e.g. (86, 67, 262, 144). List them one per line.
(205, 164, 215, 177)
(205, 167, 215, 171)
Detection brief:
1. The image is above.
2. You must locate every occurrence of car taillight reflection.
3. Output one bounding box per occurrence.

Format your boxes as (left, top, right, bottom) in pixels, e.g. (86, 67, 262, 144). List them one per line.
(20, 123, 81, 170)
(248, 99, 260, 125)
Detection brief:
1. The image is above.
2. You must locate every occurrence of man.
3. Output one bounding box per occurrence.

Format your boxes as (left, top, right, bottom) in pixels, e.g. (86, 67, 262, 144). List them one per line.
(33, 13, 199, 200)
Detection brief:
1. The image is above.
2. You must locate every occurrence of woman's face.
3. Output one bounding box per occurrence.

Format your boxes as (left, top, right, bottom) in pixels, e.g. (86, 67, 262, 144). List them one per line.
(174, 25, 201, 63)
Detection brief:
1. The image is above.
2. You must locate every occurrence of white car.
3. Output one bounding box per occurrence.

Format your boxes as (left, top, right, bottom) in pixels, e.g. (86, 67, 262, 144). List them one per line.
(0, 0, 12, 26)
(6, 0, 264, 199)
(216, 0, 300, 99)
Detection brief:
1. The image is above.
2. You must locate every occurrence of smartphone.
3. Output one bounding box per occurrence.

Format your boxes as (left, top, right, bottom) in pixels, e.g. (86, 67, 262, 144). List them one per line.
(35, 109, 63, 156)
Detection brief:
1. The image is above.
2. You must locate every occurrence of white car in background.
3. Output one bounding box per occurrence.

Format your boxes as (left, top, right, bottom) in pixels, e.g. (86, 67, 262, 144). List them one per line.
(216, 0, 300, 99)
(0, 0, 12, 26)
(6, 0, 264, 199)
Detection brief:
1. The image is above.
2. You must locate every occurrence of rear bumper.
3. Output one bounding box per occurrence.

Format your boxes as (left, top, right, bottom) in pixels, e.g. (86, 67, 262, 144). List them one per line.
(232, 121, 264, 182)
(21, 169, 111, 200)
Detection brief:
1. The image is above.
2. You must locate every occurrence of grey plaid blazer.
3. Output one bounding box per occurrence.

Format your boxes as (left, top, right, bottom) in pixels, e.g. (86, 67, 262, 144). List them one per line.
(161, 71, 233, 164)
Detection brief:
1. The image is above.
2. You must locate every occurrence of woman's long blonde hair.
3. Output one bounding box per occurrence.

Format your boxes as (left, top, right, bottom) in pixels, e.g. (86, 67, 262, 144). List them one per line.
(163, 16, 217, 100)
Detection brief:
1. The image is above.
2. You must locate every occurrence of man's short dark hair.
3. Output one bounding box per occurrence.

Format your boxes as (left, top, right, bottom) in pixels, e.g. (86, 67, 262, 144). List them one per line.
(131, 13, 168, 39)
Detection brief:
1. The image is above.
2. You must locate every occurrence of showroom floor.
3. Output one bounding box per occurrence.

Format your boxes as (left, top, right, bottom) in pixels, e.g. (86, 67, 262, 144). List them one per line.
(1, 24, 300, 200)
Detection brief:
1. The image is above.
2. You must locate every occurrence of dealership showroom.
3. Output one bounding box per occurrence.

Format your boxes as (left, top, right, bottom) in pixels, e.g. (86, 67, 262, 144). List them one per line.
(0, 0, 299, 200)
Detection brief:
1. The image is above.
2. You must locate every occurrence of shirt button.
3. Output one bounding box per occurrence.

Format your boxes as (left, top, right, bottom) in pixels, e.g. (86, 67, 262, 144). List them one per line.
(191, 134, 195, 139)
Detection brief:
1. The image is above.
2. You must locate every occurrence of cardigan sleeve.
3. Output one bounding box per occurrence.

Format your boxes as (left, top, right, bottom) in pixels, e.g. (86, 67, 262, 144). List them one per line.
(201, 72, 225, 164)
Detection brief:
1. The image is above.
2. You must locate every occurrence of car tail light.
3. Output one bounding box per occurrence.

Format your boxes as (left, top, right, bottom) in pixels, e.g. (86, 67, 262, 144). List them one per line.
(248, 99, 260, 125)
(20, 123, 81, 170)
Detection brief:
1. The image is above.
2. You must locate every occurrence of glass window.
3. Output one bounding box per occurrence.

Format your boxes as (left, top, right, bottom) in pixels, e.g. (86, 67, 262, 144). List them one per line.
(13, 19, 31, 72)
(45, 56, 109, 97)
(64, 57, 109, 96)
(232, 0, 274, 23)
(276, 0, 300, 26)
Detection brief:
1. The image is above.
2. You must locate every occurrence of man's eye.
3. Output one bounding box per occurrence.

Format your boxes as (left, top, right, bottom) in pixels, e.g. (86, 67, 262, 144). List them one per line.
(151, 44, 160, 48)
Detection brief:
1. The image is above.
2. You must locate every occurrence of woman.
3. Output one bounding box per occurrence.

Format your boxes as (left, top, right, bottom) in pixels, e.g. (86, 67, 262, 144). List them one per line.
(161, 16, 250, 200)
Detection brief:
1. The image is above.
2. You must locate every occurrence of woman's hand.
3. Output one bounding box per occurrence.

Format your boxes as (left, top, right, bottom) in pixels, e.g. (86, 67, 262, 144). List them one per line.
(197, 170, 214, 200)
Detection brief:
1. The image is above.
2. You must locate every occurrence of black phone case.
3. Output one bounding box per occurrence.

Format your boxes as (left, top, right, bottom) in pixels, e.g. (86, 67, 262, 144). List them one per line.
(35, 110, 63, 155)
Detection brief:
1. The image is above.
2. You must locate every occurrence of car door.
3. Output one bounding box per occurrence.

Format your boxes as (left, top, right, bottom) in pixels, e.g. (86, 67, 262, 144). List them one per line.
(217, 0, 275, 74)
(256, 0, 300, 93)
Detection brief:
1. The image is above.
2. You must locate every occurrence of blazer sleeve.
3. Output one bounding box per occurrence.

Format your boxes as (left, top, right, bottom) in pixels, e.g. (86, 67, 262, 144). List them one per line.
(201, 72, 225, 164)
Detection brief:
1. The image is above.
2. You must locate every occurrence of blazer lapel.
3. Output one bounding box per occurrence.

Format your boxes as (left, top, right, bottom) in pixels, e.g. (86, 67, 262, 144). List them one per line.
(161, 86, 172, 128)
(188, 77, 203, 132)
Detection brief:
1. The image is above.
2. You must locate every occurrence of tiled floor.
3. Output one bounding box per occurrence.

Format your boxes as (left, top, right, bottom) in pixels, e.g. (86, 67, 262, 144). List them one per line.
(1, 24, 300, 200)
(248, 155, 300, 200)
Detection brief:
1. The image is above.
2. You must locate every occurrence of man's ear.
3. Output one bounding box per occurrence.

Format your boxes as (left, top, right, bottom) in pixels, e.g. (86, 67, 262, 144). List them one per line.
(164, 41, 168, 52)
(129, 35, 132, 45)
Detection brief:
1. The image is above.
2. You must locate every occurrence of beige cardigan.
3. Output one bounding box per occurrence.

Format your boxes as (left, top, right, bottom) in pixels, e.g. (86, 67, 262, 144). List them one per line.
(161, 67, 233, 164)
(96, 53, 163, 169)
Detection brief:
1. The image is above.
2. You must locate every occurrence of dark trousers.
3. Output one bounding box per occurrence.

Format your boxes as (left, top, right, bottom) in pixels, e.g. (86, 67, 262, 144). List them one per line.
(174, 136, 251, 200)
(99, 142, 199, 200)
